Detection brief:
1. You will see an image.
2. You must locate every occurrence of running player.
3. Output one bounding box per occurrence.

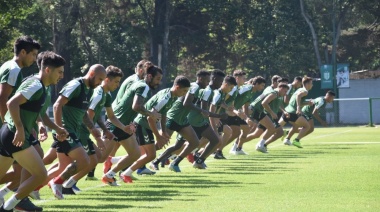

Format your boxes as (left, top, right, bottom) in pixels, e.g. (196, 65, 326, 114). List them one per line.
(283, 90, 335, 144)
(278, 77, 313, 148)
(102, 65, 162, 185)
(48, 64, 107, 199)
(0, 52, 67, 211)
(284, 76, 302, 105)
(120, 76, 191, 182)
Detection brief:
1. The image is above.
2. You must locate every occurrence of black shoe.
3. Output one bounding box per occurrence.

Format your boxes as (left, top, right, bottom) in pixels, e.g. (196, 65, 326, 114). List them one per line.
(14, 197, 42, 211)
(214, 151, 226, 159)
(0, 204, 13, 212)
(62, 187, 76, 195)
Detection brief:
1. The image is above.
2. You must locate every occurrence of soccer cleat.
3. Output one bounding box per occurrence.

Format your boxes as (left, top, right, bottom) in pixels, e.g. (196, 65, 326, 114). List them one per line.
(85, 176, 98, 181)
(214, 151, 226, 159)
(49, 179, 64, 200)
(120, 175, 133, 183)
(168, 163, 181, 172)
(72, 184, 81, 192)
(150, 162, 159, 171)
(234, 149, 248, 155)
(229, 142, 238, 154)
(101, 176, 119, 186)
(137, 167, 156, 175)
(283, 139, 292, 146)
(192, 162, 206, 169)
(256, 145, 268, 154)
(292, 140, 303, 148)
(103, 156, 112, 174)
(15, 197, 43, 212)
(186, 154, 195, 163)
(29, 190, 41, 200)
(62, 187, 76, 195)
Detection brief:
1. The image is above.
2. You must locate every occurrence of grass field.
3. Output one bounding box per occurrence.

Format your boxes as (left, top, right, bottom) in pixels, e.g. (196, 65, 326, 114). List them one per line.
(5, 126, 380, 211)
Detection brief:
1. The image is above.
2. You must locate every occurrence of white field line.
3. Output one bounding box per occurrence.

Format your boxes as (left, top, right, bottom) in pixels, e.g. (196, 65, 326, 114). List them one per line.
(317, 142, 380, 144)
(35, 129, 355, 205)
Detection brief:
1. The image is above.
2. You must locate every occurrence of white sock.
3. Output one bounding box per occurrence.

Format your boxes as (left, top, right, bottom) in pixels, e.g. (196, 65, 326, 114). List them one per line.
(110, 156, 123, 164)
(4, 194, 21, 210)
(285, 138, 290, 142)
(63, 177, 77, 188)
(259, 139, 266, 147)
(121, 167, 134, 176)
(0, 186, 11, 198)
(105, 171, 116, 178)
(191, 148, 199, 154)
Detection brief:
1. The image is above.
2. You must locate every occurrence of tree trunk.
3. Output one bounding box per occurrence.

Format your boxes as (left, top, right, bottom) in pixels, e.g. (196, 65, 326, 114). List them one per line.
(300, 0, 322, 68)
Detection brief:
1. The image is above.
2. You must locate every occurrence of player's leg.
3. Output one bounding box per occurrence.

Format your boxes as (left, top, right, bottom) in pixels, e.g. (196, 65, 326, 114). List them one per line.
(291, 116, 311, 148)
(255, 116, 276, 153)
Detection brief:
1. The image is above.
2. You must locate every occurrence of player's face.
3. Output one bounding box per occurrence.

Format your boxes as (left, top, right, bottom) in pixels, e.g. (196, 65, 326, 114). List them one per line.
(212, 76, 224, 89)
(90, 71, 106, 89)
(148, 73, 162, 90)
(236, 75, 246, 86)
(49, 66, 64, 85)
(199, 75, 210, 89)
(174, 86, 189, 97)
(305, 81, 313, 90)
(21, 49, 38, 67)
(222, 83, 235, 93)
(295, 80, 302, 89)
(256, 83, 266, 91)
(278, 87, 289, 96)
(326, 95, 335, 103)
(107, 76, 122, 92)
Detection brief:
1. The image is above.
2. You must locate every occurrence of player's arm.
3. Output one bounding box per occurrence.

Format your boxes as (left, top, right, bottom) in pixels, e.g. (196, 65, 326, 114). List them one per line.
(7, 93, 27, 146)
(132, 95, 161, 120)
(40, 113, 68, 140)
(262, 93, 278, 120)
(209, 104, 219, 132)
(296, 91, 308, 114)
(53, 95, 69, 128)
(0, 83, 13, 122)
(105, 107, 132, 134)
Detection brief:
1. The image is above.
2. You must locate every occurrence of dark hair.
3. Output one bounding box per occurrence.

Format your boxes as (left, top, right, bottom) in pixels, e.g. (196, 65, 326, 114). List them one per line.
(146, 65, 163, 78)
(326, 90, 336, 96)
(278, 77, 289, 83)
(294, 76, 302, 82)
(196, 70, 211, 77)
(278, 83, 289, 89)
(174, 75, 191, 88)
(302, 76, 313, 85)
(224, 75, 237, 86)
(136, 59, 149, 69)
(106, 65, 124, 79)
(14, 36, 40, 55)
(233, 70, 246, 77)
(251, 76, 266, 85)
(211, 69, 225, 78)
(37, 51, 47, 69)
(41, 51, 66, 70)
(272, 75, 281, 83)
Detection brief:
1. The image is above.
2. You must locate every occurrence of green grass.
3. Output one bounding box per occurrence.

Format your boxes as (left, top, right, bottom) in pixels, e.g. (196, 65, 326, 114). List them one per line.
(7, 127, 380, 211)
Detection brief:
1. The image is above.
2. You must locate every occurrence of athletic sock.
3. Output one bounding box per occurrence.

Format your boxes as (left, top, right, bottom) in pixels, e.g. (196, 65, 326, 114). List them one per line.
(173, 156, 184, 166)
(87, 168, 95, 177)
(4, 194, 20, 210)
(105, 171, 116, 178)
(53, 176, 65, 184)
(196, 157, 205, 164)
(191, 148, 199, 154)
(63, 177, 77, 188)
(121, 167, 134, 176)
(152, 159, 160, 165)
(264, 144, 267, 147)
(110, 156, 123, 164)
(294, 138, 300, 142)
(0, 186, 11, 198)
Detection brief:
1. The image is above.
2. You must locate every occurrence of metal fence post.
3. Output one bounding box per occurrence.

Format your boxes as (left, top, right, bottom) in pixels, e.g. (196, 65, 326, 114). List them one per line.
(369, 98, 374, 127)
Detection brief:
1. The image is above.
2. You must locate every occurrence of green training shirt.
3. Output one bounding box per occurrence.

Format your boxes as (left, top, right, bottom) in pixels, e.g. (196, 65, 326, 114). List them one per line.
(285, 87, 308, 114)
(112, 74, 139, 108)
(233, 84, 258, 110)
(302, 96, 326, 116)
(188, 86, 214, 127)
(250, 88, 278, 114)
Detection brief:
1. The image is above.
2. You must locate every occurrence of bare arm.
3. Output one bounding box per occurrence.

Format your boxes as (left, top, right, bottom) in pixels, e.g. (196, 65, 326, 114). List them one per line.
(312, 108, 327, 126)
(296, 91, 308, 114)
(7, 93, 27, 146)
(183, 93, 203, 112)
(53, 95, 69, 128)
(0, 83, 14, 122)
(262, 93, 278, 119)
(209, 104, 219, 132)
(106, 107, 127, 132)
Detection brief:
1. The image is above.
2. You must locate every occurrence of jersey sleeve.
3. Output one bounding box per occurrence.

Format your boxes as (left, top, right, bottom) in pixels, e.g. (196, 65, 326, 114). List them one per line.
(105, 92, 112, 107)
(228, 86, 237, 96)
(315, 98, 325, 110)
(1, 67, 21, 86)
(135, 83, 150, 98)
(18, 80, 43, 100)
(286, 84, 293, 95)
(154, 92, 171, 112)
(60, 80, 81, 100)
(88, 89, 103, 110)
(189, 83, 199, 95)
(202, 89, 213, 102)
(211, 91, 221, 105)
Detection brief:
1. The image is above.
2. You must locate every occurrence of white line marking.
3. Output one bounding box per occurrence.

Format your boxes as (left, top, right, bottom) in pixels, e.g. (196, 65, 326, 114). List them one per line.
(309, 130, 352, 139)
(317, 142, 380, 144)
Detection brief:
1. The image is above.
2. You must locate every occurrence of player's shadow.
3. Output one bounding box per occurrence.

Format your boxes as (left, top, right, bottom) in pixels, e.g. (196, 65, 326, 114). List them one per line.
(48, 203, 163, 211)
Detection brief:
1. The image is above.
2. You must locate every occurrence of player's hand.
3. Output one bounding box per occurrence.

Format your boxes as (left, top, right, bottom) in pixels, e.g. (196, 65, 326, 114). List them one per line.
(237, 110, 247, 120)
(38, 125, 48, 142)
(104, 129, 115, 141)
(271, 112, 278, 120)
(156, 135, 169, 150)
(159, 130, 171, 140)
(13, 128, 25, 147)
(124, 123, 136, 135)
(95, 137, 105, 151)
(283, 111, 290, 119)
(90, 128, 101, 138)
(55, 127, 69, 142)
(296, 108, 303, 116)
(201, 110, 209, 117)
(149, 110, 161, 121)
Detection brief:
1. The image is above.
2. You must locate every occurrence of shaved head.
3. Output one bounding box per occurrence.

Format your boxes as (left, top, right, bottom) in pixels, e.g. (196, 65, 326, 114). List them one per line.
(86, 64, 107, 88)
(88, 64, 106, 75)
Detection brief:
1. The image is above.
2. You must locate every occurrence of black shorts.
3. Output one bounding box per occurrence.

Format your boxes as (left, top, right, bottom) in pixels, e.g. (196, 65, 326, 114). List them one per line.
(193, 123, 210, 139)
(81, 138, 96, 155)
(166, 119, 190, 132)
(54, 133, 82, 155)
(29, 134, 40, 146)
(282, 113, 300, 123)
(221, 116, 247, 126)
(250, 110, 266, 122)
(0, 124, 31, 158)
(135, 123, 155, 146)
(303, 114, 313, 121)
(51, 140, 58, 148)
(258, 116, 280, 130)
(106, 120, 132, 142)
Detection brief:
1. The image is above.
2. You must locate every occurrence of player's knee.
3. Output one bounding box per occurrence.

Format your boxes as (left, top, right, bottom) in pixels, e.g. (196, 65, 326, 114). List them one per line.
(146, 152, 156, 161)
(130, 151, 141, 161)
(35, 168, 48, 183)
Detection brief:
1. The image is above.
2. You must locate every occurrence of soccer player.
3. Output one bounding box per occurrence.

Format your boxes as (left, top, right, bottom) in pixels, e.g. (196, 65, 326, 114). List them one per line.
(0, 52, 67, 211)
(102, 65, 162, 185)
(230, 76, 266, 155)
(120, 76, 191, 182)
(284, 76, 302, 105)
(48, 64, 107, 199)
(278, 77, 313, 148)
(283, 91, 335, 143)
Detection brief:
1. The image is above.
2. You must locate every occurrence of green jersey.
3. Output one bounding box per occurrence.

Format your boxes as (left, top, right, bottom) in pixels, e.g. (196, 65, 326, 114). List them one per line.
(134, 88, 177, 129)
(55, 78, 91, 134)
(234, 84, 258, 109)
(302, 96, 326, 116)
(285, 87, 308, 114)
(166, 82, 201, 125)
(262, 86, 282, 114)
(250, 88, 278, 113)
(211, 89, 233, 114)
(78, 85, 112, 139)
(112, 74, 139, 109)
(188, 85, 214, 127)
(5, 77, 46, 139)
(112, 80, 150, 125)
